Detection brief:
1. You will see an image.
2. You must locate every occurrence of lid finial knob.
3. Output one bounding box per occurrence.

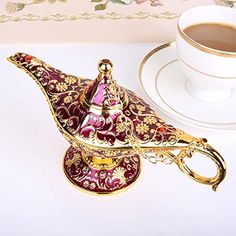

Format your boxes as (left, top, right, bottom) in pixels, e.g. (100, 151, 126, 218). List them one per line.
(98, 59, 113, 76)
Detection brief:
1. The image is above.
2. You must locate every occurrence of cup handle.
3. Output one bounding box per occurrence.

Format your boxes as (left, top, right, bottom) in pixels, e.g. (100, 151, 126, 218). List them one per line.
(175, 143, 227, 191)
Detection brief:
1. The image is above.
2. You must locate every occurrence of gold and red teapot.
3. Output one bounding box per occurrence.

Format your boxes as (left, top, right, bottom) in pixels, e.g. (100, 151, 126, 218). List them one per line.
(8, 53, 226, 194)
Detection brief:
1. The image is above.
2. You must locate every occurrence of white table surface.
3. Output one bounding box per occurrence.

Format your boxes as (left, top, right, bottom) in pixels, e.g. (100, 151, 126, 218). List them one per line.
(0, 44, 236, 236)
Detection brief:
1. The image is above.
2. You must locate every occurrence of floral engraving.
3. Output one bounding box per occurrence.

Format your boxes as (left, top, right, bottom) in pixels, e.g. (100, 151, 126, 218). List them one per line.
(65, 76, 77, 85)
(56, 82, 68, 92)
(64, 95, 73, 104)
(64, 147, 140, 193)
(9, 52, 177, 151)
(143, 116, 157, 125)
(136, 122, 149, 135)
(112, 166, 126, 185)
(9, 52, 178, 150)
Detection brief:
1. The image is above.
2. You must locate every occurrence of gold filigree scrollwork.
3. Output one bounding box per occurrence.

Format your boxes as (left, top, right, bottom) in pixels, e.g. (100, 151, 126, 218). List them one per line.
(120, 106, 226, 191)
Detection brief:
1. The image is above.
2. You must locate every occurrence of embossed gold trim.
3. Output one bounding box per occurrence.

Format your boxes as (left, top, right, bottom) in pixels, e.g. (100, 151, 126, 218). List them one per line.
(83, 155, 122, 170)
(80, 59, 129, 114)
(7, 56, 133, 152)
(177, 24, 236, 58)
(80, 90, 129, 115)
(62, 146, 142, 196)
(8, 55, 174, 152)
(8, 56, 142, 195)
(9, 51, 227, 191)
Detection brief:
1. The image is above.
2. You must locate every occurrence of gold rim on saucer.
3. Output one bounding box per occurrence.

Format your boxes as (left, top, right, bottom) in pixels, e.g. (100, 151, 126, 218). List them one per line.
(139, 42, 236, 130)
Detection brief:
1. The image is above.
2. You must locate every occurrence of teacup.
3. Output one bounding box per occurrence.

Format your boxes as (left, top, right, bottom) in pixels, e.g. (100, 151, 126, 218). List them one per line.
(176, 5, 236, 102)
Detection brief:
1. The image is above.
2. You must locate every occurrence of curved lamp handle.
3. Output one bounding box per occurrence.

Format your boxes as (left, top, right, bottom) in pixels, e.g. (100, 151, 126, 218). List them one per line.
(126, 125, 226, 191)
(131, 137, 227, 191)
(175, 143, 227, 191)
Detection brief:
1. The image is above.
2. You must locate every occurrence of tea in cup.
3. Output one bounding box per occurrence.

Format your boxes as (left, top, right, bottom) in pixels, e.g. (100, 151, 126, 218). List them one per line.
(176, 5, 236, 102)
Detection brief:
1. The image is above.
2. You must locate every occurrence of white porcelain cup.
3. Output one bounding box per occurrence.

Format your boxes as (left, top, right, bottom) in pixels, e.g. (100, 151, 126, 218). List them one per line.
(176, 5, 236, 103)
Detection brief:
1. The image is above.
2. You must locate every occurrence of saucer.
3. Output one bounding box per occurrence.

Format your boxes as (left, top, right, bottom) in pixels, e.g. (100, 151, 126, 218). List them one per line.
(139, 42, 236, 130)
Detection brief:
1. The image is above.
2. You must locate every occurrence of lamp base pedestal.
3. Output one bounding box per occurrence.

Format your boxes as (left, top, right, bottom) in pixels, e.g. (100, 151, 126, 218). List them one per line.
(63, 146, 141, 195)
